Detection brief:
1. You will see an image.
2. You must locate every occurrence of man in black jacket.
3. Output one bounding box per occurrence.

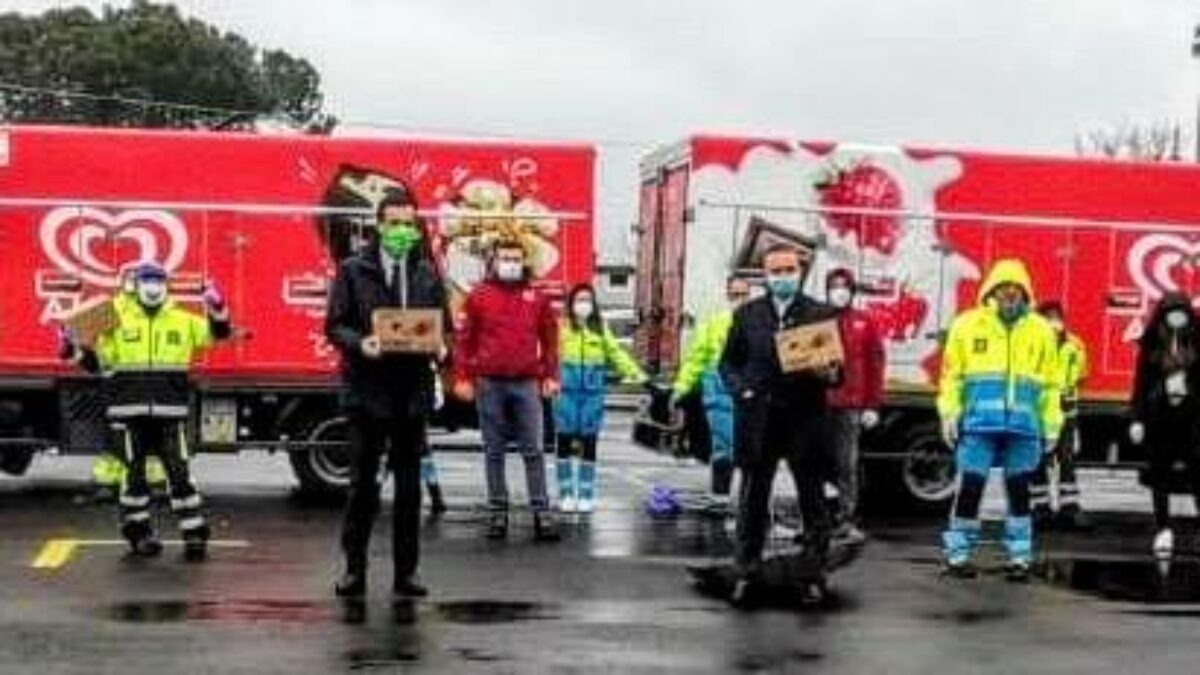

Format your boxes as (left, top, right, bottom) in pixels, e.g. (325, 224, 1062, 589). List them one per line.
(719, 242, 841, 599)
(326, 188, 449, 600)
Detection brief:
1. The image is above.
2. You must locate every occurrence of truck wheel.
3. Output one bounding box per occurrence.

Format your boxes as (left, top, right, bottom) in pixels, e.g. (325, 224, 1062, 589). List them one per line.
(288, 416, 351, 501)
(0, 448, 34, 476)
(897, 422, 957, 510)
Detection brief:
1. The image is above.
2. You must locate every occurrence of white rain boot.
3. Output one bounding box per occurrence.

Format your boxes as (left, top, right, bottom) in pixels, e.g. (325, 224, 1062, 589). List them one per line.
(1153, 528, 1175, 560)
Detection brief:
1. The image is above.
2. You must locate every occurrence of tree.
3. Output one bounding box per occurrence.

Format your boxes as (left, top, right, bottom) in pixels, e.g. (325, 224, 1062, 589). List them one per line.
(1074, 121, 1188, 162)
(0, 1, 334, 131)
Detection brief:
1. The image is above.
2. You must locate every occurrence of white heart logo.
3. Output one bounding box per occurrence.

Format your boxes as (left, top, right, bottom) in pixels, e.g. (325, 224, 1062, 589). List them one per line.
(1127, 233, 1200, 300)
(39, 207, 188, 288)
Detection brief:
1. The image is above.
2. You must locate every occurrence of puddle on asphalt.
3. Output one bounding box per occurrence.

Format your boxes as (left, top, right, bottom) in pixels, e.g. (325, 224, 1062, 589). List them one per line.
(433, 600, 561, 624)
(920, 607, 1013, 625)
(1043, 558, 1200, 603)
(344, 648, 420, 669)
(733, 649, 824, 671)
(103, 599, 335, 624)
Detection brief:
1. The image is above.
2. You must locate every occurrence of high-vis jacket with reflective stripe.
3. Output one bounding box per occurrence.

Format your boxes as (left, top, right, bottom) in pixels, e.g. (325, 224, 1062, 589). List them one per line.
(673, 310, 733, 399)
(555, 320, 646, 436)
(96, 300, 214, 369)
(937, 259, 1063, 440)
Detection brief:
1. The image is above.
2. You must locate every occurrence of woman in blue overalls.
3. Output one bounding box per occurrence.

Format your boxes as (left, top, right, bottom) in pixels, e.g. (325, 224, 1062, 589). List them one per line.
(555, 284, 647, 513)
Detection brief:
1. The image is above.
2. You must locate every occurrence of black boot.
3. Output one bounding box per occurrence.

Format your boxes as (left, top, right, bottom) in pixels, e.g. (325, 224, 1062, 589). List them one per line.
(122, 521, 163, 559)
(182, 524, 210, 562)
(533, 510, 561, 542)
(427, 483, 447, 516)
(393, 576, 429, 599)
(485, 510, 508, 540)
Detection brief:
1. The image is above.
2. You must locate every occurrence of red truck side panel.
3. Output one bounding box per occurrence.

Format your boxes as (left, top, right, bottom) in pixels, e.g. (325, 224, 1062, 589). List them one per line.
(0, 125, 595, 382)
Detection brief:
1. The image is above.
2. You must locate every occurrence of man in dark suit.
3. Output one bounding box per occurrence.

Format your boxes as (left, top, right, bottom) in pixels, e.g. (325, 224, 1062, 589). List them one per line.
(719, 241, 842, 601)
(325, 188, 449, 600)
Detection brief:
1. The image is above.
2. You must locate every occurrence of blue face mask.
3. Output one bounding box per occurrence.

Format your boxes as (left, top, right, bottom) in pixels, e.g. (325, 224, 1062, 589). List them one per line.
(998, 300, 1027, 324)
(766, 274, 800, 300)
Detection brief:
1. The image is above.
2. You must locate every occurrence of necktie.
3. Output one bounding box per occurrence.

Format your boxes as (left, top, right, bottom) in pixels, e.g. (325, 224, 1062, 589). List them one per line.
(391, 261, 404, 306)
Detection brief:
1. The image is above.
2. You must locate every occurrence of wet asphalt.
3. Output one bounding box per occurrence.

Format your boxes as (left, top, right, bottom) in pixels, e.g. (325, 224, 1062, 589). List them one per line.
(3, 412, 1200, 674)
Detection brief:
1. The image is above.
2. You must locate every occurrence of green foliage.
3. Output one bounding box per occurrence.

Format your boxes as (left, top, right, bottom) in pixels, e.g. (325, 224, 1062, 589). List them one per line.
(0, 1, 330, 130)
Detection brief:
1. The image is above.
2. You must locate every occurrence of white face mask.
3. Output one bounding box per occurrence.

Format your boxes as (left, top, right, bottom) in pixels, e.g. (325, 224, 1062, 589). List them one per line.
(136, 280, 167, 308)
(1167, 310, 1189, 330)
(496, 260, 524, 282)
(573, 300, 595, 319)
(828, 287, 853, 308)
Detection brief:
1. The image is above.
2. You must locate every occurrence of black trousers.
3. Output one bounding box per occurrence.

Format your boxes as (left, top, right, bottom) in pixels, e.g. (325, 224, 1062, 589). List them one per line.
(735, 410, 831, 570)
(117, 418, 205, 540)
(341, 411, 425, 583)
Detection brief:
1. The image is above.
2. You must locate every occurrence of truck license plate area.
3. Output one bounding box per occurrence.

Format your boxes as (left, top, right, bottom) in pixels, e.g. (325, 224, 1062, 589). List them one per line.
(200, 398, 237, 445)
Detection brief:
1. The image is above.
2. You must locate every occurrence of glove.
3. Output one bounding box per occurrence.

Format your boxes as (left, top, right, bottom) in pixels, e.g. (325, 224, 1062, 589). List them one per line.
(940, 418, 959, 447)
(202, 282, 226, 313)
(1129, 421, 1145, 446)
(56, 325, 77, 361)
(432, 374, 445, 411)
(861, 409, 880, 430)
(1044, 437, 1059, 455)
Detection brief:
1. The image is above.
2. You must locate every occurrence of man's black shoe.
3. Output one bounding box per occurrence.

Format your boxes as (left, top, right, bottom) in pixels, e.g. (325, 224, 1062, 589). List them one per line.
(533, 510, 561, 542)
(393, 578, 429, 599)
(485, 511, 508, 540)
(335, 573, 366, 598)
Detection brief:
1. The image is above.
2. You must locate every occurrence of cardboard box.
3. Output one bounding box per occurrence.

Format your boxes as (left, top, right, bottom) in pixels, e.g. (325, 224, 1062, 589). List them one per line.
(64, 297, 118, 347)
(775, 320, 844, 374)
(371, 308, 444, 355)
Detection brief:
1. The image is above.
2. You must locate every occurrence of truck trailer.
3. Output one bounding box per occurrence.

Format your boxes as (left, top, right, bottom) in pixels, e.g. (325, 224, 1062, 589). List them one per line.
(634, 134, 1200, 508)
(0, 124, 595, 497)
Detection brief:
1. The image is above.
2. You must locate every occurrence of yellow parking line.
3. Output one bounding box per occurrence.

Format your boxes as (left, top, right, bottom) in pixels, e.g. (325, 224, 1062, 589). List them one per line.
(31, 539, 79, 570)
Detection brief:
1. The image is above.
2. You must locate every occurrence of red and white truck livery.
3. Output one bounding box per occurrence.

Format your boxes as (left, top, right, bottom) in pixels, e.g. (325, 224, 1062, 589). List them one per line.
(0, 124, 595, 496)
(636, 134, 1200, 507)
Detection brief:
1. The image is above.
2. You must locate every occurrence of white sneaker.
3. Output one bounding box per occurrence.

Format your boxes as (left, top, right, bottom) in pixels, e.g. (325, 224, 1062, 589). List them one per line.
(577, 498, 595, 514)
(1153, 528, 1174, 560)
(560, 497, 577, 514)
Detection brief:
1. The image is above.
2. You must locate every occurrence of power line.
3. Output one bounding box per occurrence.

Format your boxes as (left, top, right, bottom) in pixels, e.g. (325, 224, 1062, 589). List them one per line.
(0, 80, 267, 119)
(0, 80, 661, 149)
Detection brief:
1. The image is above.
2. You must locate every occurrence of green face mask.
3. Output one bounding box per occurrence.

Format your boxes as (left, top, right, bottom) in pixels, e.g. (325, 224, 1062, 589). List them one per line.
(380, 221, 421, 258)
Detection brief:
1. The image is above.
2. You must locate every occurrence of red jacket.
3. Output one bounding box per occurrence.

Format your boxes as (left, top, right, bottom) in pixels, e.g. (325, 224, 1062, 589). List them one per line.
(829, 307, 886, 409)
(453, 279, 559, 381)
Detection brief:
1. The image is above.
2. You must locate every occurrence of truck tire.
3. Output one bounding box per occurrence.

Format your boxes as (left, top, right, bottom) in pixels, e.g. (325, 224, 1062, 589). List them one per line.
(896, 421, 957, 511)
(288, 416, 352, 502)
(0, 448, 34, 476)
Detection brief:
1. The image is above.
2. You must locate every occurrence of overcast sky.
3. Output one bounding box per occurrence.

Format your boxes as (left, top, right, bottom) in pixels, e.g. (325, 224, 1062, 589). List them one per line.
(9, 0, 1200, 259)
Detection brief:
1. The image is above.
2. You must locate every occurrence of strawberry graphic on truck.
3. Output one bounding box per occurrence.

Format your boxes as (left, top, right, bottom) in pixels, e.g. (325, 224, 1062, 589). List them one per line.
(634, 133, 1200, 511)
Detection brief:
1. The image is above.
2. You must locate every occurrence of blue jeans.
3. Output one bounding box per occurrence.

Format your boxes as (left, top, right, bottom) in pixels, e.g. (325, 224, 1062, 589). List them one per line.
(476, 377, 550, 512)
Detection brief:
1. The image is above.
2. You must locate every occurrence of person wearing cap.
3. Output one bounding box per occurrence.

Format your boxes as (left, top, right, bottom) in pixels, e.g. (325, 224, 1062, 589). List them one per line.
(59, 261, 231, 560)
(325, 188, 451, 600)
(671, 276, 751, 514)
(937, 259, 1061, 581)
(825, 268, 885, 543)
(1030, 300, 1090, 530)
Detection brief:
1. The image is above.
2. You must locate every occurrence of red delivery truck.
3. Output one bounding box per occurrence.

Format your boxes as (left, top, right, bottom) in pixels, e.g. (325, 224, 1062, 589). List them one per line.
(635, 134, 1200, 508)
(0, 124, 595, 497)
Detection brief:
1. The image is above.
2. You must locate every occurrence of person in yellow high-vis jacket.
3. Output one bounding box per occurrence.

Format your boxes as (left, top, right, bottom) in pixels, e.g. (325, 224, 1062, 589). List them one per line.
(61, 262, 231, 560)
(937, 259, 1062, 581)
(91, 272, 167, 498)
(672, 277, 751, 510)
(1030, 301, 1089, 529)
